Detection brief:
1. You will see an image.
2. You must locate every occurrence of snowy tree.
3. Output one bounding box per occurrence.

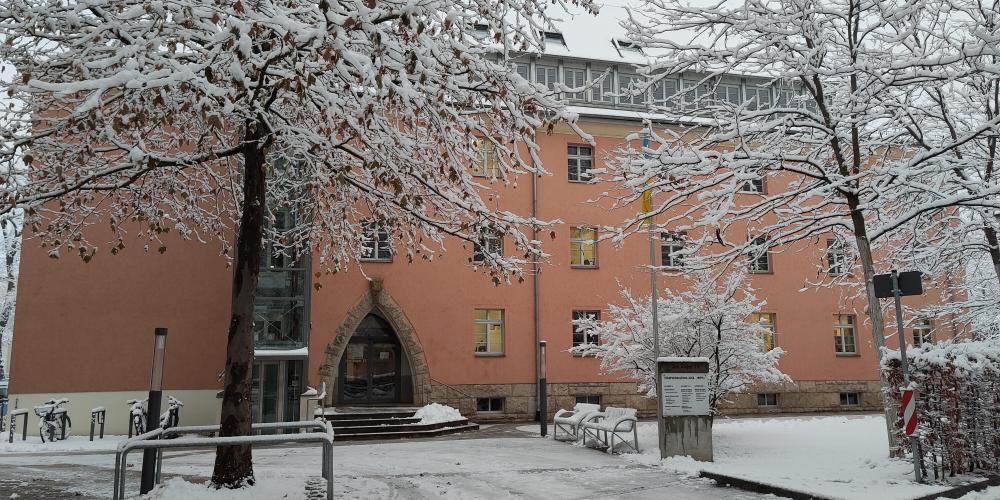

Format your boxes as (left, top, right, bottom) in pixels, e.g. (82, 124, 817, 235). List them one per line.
(605, 0, 1000, 452)
(570, 270, 789, 413)
(0, 0, 595, 486)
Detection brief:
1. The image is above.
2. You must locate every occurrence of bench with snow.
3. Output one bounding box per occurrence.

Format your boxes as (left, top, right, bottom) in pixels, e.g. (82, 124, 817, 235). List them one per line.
(580, 406, 639, 454)
(552, 403, 601, 442)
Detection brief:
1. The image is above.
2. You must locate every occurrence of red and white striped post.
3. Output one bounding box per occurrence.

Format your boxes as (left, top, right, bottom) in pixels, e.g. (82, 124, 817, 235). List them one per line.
(901, 387, 921, 482)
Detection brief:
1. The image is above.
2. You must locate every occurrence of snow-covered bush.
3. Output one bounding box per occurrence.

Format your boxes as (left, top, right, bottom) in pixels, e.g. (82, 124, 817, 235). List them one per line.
(570, 270, 790, 413)
(882, 340, 1000, 478)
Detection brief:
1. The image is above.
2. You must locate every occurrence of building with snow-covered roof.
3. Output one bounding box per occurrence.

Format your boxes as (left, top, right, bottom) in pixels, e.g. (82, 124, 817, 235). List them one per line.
(5, 4, 956, 433)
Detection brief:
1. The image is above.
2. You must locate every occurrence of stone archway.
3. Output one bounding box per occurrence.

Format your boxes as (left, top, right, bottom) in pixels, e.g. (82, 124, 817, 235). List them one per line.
(319, 278, 431, 406)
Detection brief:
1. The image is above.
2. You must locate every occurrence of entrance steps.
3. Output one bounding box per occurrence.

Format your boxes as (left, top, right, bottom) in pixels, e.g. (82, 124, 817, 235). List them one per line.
(318, 407, 479, 441)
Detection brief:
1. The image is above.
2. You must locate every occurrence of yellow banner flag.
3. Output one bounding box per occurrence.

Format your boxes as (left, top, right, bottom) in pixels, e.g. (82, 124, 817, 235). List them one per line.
(642, 188, 652, 225)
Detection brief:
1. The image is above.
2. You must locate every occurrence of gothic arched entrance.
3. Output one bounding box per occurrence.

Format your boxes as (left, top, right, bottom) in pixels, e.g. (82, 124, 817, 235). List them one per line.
(338, 314, 405, 404)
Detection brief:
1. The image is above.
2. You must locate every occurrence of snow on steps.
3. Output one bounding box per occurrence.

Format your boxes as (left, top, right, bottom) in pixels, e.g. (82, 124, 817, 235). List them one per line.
(318, 406, 479, 442)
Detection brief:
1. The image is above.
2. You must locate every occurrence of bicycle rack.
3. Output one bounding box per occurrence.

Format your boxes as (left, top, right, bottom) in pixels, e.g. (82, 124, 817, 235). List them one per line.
(90, 407, 106, 441)
(112, 420, 334, 500)
(7, 408, 27, 443)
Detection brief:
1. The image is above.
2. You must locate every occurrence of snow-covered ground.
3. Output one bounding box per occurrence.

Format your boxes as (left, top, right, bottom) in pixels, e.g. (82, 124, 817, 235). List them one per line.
(522, 414, 989, 500)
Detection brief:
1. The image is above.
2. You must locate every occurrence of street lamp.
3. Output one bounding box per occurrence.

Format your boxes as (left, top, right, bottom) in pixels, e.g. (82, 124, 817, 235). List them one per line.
(539, 341, 548, 437)
(140, 327, 168, 495)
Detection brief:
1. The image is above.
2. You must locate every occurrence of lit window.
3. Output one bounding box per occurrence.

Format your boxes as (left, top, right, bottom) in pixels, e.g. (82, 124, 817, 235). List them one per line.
(535, 64, 559, 91)
(839, 392, 860, 406)
(472, 232, 503, 264)
(618, 73, 645, 106)
(567, 145, 594, 182)
(749, 235, 771, 273)
(360, 221, 392, 261)
(827, 239, 849, 275)
(564, 68, 587, 101)
(570, 227, 598, 268)
(752, 313, 776, 351)
(661, 231, 686, 268)
(471, 140, 500, 177)
(913, 319, 934, 345)
(474, 309, 504, 354)
(572, 310, 600, 348)
(476, 397, 505, 412)
(757, 393, 778, 407)
(834, 314, 857, 354)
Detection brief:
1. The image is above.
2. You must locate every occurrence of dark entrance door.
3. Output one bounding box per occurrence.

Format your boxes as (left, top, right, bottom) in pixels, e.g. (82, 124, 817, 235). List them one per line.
(339, 315, 402, 404)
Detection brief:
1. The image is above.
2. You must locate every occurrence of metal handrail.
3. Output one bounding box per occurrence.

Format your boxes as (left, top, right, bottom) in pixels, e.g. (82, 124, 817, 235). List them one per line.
(113, 420, 334, 500)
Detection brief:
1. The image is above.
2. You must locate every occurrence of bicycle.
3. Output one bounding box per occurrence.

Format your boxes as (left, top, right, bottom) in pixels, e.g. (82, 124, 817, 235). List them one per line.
(126, 398, 146, 438)
(160, 396, 183, 429)
(34, 398, 71, 443)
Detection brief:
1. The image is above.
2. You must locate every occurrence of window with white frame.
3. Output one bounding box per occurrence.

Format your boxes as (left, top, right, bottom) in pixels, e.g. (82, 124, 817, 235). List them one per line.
(757, 393, 779, 407)
(567, 145, 594, 182)
(827, 238, 849, 275)
(471, 140, 500, 177)
(572, 310, 600, 348)
(617, 73, 645, 106)
(776, 87, 798, 108)
(746, 85, 773, 110)
(514, 62, 530, 81)
(913, 319, 934, 345)
(570, 226, 598, 267)
(472, 231, 502, 264)
(360, 221, 392, 261)
(839, 392, 860, 406)
(752, 312, 777, 351)
(661, 231, 686, 268)
(593, 68, 615, 104)
(474, 309, 504, 354)
(535, 64, 559, 91)
(714, 82, 742, 105)
(476, 397, 504, 412)
(651, 79, 678, 107)
(834, 314, 857, 354)
(564, 67, 587, 101)
(682, 79, 712, 108)
(749, 235, 771, 273)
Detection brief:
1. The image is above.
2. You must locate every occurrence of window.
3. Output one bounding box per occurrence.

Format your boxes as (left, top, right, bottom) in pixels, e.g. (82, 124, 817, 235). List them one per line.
(572, 310, 601, 348)
(651, 79, 678, 107)
(839, 392, 860, 406)
(593, 68, 615, 104)
(567, 145, 594, 182)
(360, 221, 392, 261)
(617, 73, 645, 106)
(570, 227, 598, 268)
(714, 83, 742, 105)
(575, 395, 602, 406)
(471, 140, 500, 177)
(661, 231, 686, 268)
(749, 236, 771, 273)
(564, 67, 587, 101)
(913, 319, 934, 345)
(682, 79, 712, 109)
(752, 313, 776, 352)
(472, 232, 502, 264)
(613, 39, 644, 55)
(757, 393, 778, 407)
(834, 314, 857, 354)
(746, 86, 773, 110)
(514, 62, 530, 81)
(474, 309, 504, 354)
(826, 239, 849, 276)
(541, 31, 565, 46)
(535, 64, 559, 91)
(776, 88, 797, 108)
(476, 397, 505, 412)
(741, 177, 765, 193)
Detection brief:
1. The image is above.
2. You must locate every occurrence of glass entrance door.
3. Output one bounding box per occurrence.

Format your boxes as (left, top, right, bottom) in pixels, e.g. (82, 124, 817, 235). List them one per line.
(369, 342, 398, 402)
(251, 360, 304, 424)
(339, 339, 401, 404)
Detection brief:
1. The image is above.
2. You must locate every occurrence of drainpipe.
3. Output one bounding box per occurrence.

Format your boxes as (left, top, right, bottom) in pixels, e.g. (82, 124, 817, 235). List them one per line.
(533, 162, 542, 423)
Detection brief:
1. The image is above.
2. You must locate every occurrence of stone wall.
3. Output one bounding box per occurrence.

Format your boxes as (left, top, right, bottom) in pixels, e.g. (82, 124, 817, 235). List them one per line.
(430, 380, 883, 422)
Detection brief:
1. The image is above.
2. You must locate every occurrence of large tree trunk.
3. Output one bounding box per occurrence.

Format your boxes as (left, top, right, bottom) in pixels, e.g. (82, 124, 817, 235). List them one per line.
(847, 197, 900, 456)
(212, 123, 267, 487)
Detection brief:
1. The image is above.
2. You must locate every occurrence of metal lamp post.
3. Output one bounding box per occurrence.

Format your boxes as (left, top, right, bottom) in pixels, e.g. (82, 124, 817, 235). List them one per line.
(140, 327, 168, 495)
(640, 130, 665, 458)
(539, 340, 548, 437)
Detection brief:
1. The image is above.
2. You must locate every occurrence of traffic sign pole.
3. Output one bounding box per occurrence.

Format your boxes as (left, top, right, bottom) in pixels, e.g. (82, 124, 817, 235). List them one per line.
(891, 271, 922, 483)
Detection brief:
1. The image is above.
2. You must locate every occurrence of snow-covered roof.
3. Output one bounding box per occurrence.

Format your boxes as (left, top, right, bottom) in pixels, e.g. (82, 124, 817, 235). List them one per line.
(534, 2, 651, 65)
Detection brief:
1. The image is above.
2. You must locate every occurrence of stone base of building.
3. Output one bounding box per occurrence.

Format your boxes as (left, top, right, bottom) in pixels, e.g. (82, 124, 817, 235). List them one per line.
(430, 380, 884, 423)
